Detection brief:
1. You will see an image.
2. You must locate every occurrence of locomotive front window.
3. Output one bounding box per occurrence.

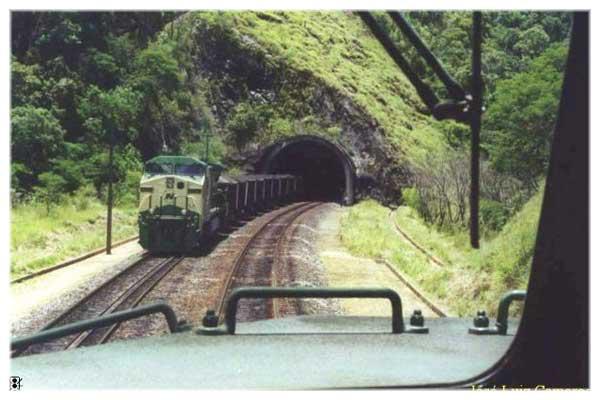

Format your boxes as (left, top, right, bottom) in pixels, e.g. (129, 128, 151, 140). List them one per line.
(175, 163, 206, 176)
(144, 162, 173, 175)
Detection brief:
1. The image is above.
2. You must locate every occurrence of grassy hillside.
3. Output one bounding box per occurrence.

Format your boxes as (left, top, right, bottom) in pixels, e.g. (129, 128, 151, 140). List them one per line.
(341, 190, 543, 316)
(173, 11, 453, 165)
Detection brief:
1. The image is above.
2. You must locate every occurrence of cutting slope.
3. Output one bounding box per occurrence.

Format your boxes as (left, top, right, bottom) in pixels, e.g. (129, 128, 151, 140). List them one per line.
(166, 11, 454, 201)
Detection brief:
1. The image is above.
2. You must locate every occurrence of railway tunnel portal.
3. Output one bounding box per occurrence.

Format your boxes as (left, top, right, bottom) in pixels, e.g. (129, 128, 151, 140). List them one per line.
(257, 135, 356, 205)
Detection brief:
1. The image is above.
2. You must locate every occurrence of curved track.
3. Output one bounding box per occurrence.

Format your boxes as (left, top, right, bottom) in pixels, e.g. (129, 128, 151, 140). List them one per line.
(215, 202, 323, 323)
(13, 255, 184, 357)
(388, 209, 446, 267)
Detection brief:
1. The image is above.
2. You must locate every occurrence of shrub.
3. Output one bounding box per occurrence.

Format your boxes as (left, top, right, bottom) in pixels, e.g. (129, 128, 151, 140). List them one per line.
(408, 147, 528, 232)
(181, 135, 226, 164)
(35, 172, 67, 215)
(401, 187, 420, 211)
(225, 102, 272, 152)
(51, 158, 85, 193)
(479, 198, 511, 233)
(115, 170, 142, 207)
(72, 184, 96, 211)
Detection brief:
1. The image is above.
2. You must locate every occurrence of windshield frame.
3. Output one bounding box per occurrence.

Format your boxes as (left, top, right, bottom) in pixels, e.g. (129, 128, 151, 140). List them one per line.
(143, 160, 206, 177)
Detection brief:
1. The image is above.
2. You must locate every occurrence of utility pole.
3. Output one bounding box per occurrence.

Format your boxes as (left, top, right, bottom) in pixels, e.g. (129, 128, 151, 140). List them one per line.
(106, 131, 114, 255)
(470, 11, 483, 249)
(204, 131, 211, 163)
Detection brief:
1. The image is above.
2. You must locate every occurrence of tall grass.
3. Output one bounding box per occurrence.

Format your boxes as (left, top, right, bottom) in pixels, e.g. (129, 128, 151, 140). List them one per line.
(340, 200, 451, 310)
(10, 193, 138, 278)
(340, 192, 543, 316)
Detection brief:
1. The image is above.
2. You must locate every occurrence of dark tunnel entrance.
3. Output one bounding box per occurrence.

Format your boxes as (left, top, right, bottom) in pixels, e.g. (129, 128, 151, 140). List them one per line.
(258, 136, 355, 205)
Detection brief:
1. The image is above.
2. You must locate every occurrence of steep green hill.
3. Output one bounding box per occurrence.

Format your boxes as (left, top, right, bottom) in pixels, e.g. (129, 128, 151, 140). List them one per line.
(164, 11, 454, 196)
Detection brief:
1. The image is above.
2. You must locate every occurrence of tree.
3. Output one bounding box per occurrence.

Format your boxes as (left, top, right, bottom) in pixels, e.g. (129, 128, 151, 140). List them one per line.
(35, 172, 67, 215)
(11, 163, 31, 197)
(50, 158, 85, 193)
(11, 106, 65, 190)
(11, 58, 45, 108)
(514, 25, 550, 59)
(128, 42, 186, 156)
(10, 12, 188, 199)
(483, 43, 567, 190)
(81, 48, 122, 89)
(78, 84, 141, 145)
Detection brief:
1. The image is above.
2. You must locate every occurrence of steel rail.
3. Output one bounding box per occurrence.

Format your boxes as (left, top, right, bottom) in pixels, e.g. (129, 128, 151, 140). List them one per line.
(377, 259, 448, 318)
(12, 252, 154, 357)
(271, 202, 323, 319)
(65, 256, 185, 349)
(388, 209, 445, 268)
(214, 202, 318, 321)
(11, 302, 180, 351)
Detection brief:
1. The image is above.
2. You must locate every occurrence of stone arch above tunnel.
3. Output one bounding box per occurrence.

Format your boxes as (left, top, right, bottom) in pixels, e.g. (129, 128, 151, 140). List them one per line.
(257, 135, 356, 205)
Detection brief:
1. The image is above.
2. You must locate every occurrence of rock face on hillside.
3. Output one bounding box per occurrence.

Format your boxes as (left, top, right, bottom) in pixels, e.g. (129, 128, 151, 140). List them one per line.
(174, 12, 427, 204)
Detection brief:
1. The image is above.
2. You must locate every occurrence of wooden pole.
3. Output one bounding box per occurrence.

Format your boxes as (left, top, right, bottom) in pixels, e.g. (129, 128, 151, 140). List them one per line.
(470, 11, 482, 249)
(106, 134, 114, 255)
(204, 131, 211, 162)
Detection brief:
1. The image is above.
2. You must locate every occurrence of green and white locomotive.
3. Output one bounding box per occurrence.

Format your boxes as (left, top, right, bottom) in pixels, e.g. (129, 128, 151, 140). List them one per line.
(138, 155, 301, 253)
(138, 156, 225, 253)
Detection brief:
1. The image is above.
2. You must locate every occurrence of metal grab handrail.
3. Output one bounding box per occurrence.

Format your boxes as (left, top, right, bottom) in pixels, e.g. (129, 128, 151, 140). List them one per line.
(221, 287, 426, 335)
(469, 290, 526, 335)
(495, 290, 527, 335)
(11, 302, 182, 352)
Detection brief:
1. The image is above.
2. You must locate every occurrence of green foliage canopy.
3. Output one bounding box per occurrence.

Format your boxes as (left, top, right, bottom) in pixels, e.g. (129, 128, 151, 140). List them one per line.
(78, 84, 142, 144)
(484, 43, 567, 189)
(11, 106, 66, 190)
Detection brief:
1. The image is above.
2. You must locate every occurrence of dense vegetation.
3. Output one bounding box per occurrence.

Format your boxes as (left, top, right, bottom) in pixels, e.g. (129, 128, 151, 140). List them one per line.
(10, 11, 201, 205)
(11, 11, 568, 202)
(374, 11, 569, 230)
(10, 11, 570, 282)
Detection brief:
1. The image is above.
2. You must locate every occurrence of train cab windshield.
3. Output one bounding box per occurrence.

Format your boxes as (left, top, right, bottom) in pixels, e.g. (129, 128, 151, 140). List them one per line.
(144, 156, 207, 177)
(8, 10, 587, 390)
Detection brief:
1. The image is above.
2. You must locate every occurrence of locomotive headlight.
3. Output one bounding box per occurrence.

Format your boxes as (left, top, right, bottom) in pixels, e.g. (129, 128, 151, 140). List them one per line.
(181, 209, 187, 216)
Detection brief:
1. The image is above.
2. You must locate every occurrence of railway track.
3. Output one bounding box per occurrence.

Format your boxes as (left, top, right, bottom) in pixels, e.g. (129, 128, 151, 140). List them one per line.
(388, 209, 446, 267)
(215, 201, 445, 324)
(13, 255, 184, 357)
(377, 258, 447, 318)
(13, 203, 444, 356)
(214, 202, 322, 323)
(385, 210, 449, 316)
(270, 203, 320, 318)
